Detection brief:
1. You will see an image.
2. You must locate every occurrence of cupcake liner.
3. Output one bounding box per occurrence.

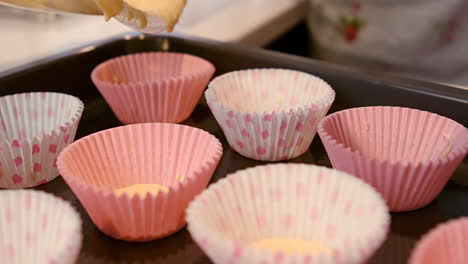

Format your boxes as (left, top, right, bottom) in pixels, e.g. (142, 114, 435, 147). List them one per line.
(318, 106, 468, 212)
(205, 69, 335, 161)
(0, 190, 82, 264)
(409, 217, 468, 264)
(91, 52, 215, 124)
(186, 164, 390, 264)
(57, 123, 222, 242)
(0, 92, 84, 189)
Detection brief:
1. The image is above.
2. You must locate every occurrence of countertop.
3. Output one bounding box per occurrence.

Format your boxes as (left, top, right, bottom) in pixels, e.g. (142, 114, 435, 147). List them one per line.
(0, 0, 307, 72)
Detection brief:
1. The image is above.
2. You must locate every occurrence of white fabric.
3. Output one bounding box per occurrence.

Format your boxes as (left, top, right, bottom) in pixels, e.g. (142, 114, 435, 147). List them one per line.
(307, 0, 468, 87)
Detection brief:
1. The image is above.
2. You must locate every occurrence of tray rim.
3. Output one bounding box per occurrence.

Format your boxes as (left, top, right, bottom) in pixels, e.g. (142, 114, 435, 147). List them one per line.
(1, 32, 467, 105)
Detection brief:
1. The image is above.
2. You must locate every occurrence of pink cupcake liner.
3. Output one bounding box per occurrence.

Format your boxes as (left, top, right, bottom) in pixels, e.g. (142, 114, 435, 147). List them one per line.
(0, 92, 84, 189)
(205, 69, 335, 161)
(91, 52, 215, 124)
(186, 164, 390, 264)
(0, 190, 82, 264)
(57, 123, 222, 242)
(409, 217, 468, 264)
(318, 106, 468, 212)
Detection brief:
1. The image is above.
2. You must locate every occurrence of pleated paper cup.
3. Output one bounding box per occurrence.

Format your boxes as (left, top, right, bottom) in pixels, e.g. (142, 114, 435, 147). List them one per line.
(91, 52, 215, 124)
(409, 217, 468, 264)
(186, 164, 390, 264)
(57, 123, 223, 242)
(318, 106, 468, 212)
(0, 92, 84, 189)
(205, 69, 335, 161)
(0, 190, 82, 264)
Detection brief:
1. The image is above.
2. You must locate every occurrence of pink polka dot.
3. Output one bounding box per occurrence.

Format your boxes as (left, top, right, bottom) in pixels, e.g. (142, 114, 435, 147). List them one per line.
(304, 254, 313, 264)
(14, 157, 23, 167)
(256, 215, 265, 228)
(53, 158, 57, 168)
(278, 138, 286, 147)
(344, 202, 352, 215)
(356, 206, 365, 216)
(236, 140, 244, 149)
(271, 188, 281, 201)
(12, 140, 21, 148)
(233, 243, 244, 258)
(31, 110, 38, 121)
(333, 249, 342, 261)
(309, 116, 317, 126)
(47, 108, 54, 118)
(235, 205, 243, 217)
(241, 129, 250, 138)
(296, 137, 304, 146)
(263, 114, 273, 121)
(330, 188, 339, 204)
(296, 183, 305, 197)
(226, 119, 234, 129)
(49, 144, 57, 154)
(200, 237, 209, 250)
(33, 163, 42, 172)
(283, 214, 293, 228)
(5, 208, 13, 223)
(18, 130, 26, 140)
(295, 122, 304, 132)
(218, 218, 227, 232)
(63, 135, 70, 144)
(280, 120, 287, 131)
(227, 111, 235, 118)
(26, 232, 36, 246)
(326, 225, 337, 238)
(309, 104, 318, 113)
(317, 170, 325, 184)
(32, 144, 41, 154)
(256, 146, 266, 155)
(244, 114, 252, 123)
(310, 207, 319, 220)
(7, 244, 14, 260)
(261, 130, 270, 139)
(59, 126, 67, 132)
(13, 107, 20, 117)
(12, 174, 23, 184)
(275, 252, 284, 262)
(42, 213, 48, 228)
(249, 184, 257, 198)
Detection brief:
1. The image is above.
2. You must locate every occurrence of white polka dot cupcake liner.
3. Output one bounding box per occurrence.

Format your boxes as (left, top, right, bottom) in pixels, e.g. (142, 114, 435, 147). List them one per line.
(0, 92, 84, 188)
(186, 164, 390, 264)
(409, 217, 468, 264)
(318, 106, 468, 212)
(205, 69, 335, 161)
(0, 190, 82, 264)
(57, 123, 223, 242)
(91, 52, 215, 124)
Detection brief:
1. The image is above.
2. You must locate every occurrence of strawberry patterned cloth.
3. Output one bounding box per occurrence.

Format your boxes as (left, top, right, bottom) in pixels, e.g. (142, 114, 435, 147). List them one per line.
(307, 0, 468, 87)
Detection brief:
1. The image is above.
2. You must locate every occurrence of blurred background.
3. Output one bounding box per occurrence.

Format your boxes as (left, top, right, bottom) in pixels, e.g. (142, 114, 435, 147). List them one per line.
(1, 0, 468, 90)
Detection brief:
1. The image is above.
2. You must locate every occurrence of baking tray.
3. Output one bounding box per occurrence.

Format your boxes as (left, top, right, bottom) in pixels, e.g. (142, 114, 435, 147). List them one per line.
(1, 33, 467, 264)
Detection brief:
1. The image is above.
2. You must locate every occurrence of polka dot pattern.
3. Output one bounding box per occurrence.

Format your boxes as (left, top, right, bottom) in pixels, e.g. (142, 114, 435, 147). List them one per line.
(205, 69, 335, 161)
(0, 92, 84, 189)
(186, 164, 390, 264)
(0, 190, 82, 264)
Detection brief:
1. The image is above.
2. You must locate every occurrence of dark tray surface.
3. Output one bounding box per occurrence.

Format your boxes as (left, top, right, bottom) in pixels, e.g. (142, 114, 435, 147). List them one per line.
(1, 33, 467, 264)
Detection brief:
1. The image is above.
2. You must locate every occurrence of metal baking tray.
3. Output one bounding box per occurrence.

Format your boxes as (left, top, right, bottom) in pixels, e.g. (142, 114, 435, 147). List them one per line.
(1, 33, 467, 264)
